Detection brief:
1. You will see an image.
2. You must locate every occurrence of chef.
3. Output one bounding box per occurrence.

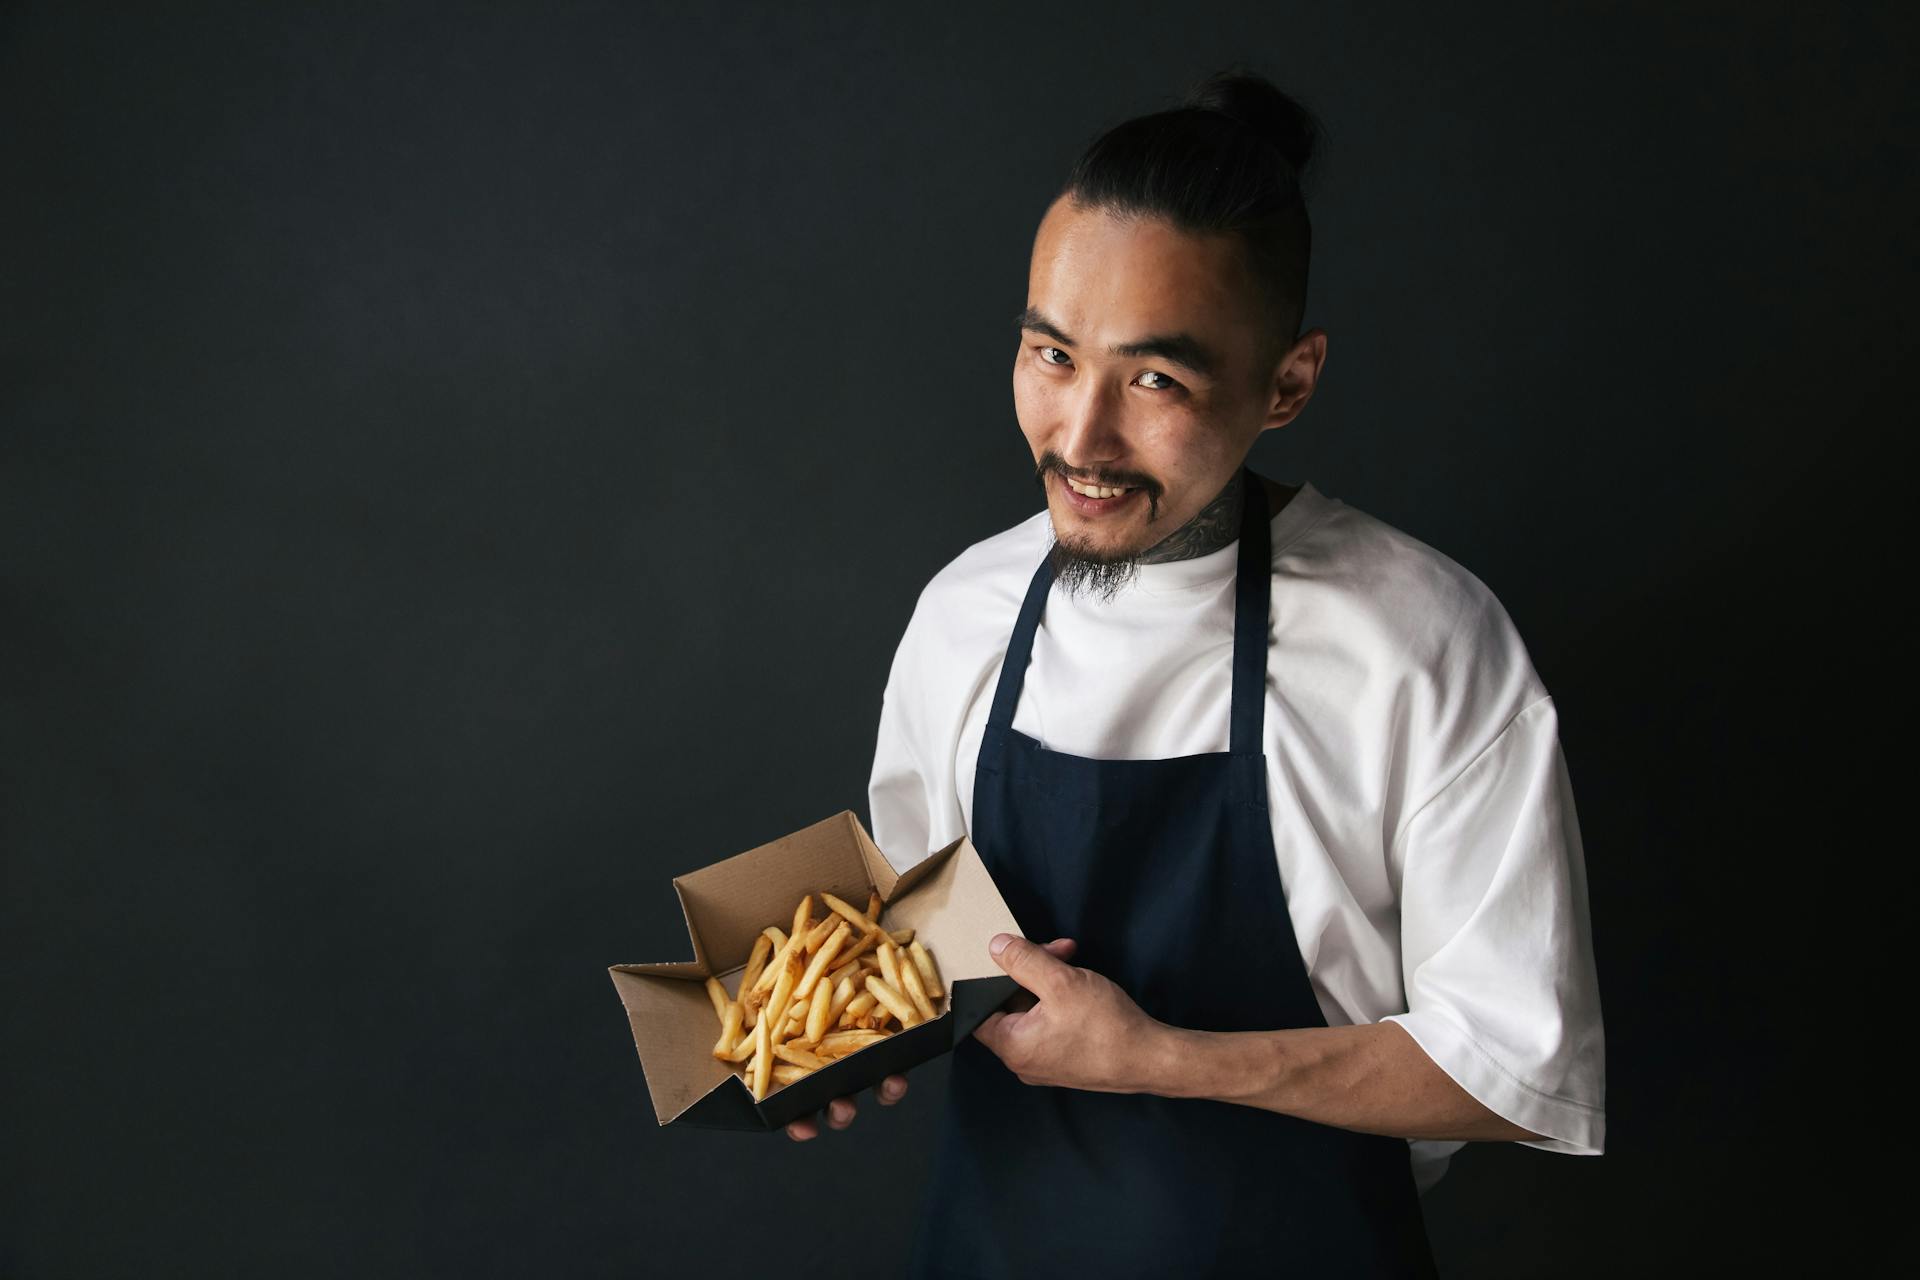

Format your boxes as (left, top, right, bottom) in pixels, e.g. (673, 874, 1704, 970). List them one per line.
(782, 70, 1605, 1278)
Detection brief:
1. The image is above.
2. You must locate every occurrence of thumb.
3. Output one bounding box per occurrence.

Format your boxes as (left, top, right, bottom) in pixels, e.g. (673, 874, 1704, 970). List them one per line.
(989, 933, 1068, 996)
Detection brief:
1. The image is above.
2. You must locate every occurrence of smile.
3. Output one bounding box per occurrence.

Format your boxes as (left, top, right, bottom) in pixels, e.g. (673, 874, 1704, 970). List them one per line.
(1057, 472, 1144, 516)
(1064, 475, 1135, 499)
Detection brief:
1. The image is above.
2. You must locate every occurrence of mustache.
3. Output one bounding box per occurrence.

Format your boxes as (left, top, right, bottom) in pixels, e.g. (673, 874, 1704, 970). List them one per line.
(1031, 452, 1161, 498)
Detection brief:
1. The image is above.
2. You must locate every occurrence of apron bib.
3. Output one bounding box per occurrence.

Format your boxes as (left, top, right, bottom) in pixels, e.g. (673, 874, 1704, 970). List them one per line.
(907, 467, 1439, 1279)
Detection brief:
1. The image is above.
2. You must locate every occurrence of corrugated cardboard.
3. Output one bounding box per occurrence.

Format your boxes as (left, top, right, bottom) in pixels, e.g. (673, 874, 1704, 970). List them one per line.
(609, 810, 1021, 1131)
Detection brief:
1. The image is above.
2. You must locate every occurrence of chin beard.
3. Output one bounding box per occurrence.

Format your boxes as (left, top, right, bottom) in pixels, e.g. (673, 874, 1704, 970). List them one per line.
(1030, 452, 1165, 602)
(1046, 529, 1141, 603)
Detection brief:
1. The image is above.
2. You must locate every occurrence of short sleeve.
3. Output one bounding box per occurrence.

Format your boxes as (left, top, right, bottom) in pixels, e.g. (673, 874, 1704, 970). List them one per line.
(1379, 695, 1606, 1156)
(867, 611, 932, 875)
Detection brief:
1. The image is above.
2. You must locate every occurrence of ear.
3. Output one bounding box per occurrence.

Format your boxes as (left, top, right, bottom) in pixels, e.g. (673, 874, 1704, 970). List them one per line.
(1260, 326, 1328, 432)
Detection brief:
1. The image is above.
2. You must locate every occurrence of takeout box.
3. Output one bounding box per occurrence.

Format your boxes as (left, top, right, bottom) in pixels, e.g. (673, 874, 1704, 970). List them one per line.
(609, 809, 1022, 1132)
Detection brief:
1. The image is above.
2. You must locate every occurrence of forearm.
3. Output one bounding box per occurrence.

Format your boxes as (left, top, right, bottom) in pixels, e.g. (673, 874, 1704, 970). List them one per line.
(1137, 1019, 1545, 1143)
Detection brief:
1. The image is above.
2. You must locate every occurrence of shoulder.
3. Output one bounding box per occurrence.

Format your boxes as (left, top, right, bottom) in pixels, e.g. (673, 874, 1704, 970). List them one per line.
(1280, 483, 1543, 697)
(883, 507, 1047, 689)
(1277, 486, 1550, 798)
(919, 507, 1049, 622)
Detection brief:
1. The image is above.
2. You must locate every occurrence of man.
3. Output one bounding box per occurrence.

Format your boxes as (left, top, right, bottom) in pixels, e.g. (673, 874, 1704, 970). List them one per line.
(786, 69, 1604, 1277)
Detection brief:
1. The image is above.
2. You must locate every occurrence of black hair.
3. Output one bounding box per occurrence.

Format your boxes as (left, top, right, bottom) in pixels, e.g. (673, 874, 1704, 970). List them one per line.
(1059, 66, 1321, 380)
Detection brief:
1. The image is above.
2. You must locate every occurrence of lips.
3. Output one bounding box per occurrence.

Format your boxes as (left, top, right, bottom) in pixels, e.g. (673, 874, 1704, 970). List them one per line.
(1064, 474, 1135, 499)
(1056, 471, 1143, 516)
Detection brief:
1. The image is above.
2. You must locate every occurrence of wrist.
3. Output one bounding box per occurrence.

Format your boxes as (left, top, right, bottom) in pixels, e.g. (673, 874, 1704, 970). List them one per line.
(1134, 1023, 1301, 1107)
(1134, 1020, 1206, 1098)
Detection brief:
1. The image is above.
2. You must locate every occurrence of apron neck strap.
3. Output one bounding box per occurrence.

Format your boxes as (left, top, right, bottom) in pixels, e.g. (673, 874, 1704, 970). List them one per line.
(1229, 466, 1271, 755)
(988, 466, 1272, 756)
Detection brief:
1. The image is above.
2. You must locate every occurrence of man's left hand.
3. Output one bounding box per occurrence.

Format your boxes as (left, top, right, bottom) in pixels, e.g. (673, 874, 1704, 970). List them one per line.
(971, 934, 1165, 1093)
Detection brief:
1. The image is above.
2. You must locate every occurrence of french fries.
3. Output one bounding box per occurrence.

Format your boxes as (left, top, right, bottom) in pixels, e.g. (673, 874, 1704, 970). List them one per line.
(909, 939, 943, 1000)
(708, 887, 946, 1101)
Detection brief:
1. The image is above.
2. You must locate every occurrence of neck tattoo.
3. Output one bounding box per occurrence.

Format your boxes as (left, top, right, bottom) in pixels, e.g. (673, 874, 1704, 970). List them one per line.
(1136, 469, 1246, 564)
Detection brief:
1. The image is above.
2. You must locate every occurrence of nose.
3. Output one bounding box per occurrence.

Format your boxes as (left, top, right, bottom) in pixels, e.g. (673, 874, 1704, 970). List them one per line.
(1052, 380, 1130, 476)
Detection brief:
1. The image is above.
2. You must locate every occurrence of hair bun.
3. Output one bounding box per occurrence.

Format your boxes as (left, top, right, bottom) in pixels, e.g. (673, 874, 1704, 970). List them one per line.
(1182, 68, 1319, 179)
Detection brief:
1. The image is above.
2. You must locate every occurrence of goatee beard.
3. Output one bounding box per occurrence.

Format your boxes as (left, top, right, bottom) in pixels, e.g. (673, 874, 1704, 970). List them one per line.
(1046, 530, 1142, 603)
(1032, 450, 1166, 603)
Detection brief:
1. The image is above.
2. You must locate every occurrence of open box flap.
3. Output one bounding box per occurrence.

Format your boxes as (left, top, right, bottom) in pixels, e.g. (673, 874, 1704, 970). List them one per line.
(669, 811, 876, 974)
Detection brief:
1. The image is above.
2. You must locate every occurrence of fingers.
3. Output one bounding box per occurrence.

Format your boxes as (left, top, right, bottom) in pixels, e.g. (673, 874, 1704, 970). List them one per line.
(1020, 938, 1075, 1005)
(786, 1089, 881, 1141)
(975, 1005, 1021, 1059)
(985, 939, 1072, 1023)
(877, 1074, 908, 1105)
(990, 933, 1071, 997)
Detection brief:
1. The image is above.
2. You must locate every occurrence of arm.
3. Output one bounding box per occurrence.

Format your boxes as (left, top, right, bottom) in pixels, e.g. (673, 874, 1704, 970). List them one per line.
(974, 933, 1548, 1144)
(1138, 1018, 1545, 1142)
(970, 698, 1604, 1151)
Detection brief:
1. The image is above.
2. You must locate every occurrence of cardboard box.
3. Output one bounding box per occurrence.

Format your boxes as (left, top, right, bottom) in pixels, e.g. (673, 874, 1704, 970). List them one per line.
(609, 809, 1021, 1132)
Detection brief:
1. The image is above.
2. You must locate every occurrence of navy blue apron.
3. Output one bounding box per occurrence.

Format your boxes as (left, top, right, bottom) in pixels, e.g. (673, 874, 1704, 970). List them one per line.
(907, 467, 1439, 1278)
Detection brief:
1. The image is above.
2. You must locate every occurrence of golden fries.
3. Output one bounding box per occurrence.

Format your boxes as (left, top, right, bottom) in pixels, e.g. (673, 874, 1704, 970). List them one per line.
(864, 973, 919, 1029)
(898, 954, 936, 1023)
(751, 1015, 772, 1100)
(773, 1042, 830, 1071)
(740, 934, 773, 994)
(711, 995, 744, 1059)
(795, 921, 851, 1004)
(765, 949, 801, 1037)
(825, 931, 881, 988)
(750, 926, 799, 997)
(803, 914, 840, 954)
(708, 888, 947, 1101)
(819, 891, 877, 934)
(816, 1029, 887, 1056)
(825, 972, 859, 1026)
(908, 939, 943, 1000)
(805, 976, 833, 1045)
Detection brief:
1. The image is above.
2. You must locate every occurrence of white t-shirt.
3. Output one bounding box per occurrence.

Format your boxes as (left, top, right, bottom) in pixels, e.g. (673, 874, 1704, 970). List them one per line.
(866, 479, 1605, 1194)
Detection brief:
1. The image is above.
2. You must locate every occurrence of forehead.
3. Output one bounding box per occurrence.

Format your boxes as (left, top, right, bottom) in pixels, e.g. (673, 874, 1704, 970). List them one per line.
(1026, 198, 1258, 360)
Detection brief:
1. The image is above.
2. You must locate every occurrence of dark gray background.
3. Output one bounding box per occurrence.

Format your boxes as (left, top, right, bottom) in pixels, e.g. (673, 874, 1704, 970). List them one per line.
(2, 2, 1903, 1275)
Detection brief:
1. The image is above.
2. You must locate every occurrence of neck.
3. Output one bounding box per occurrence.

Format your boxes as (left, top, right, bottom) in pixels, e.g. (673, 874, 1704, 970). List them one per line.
(1136, 468, 1246, 565)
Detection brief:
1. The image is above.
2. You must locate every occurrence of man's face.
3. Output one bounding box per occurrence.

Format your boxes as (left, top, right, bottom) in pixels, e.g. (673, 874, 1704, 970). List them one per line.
(1012, 195, 1323, 596)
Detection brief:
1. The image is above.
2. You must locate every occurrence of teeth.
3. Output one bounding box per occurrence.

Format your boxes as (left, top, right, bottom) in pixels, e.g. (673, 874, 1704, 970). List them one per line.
(1066, 476, 1132, 499)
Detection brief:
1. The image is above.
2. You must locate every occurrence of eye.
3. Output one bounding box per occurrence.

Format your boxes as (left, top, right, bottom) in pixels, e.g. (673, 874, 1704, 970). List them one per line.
(1136, 369, 1180, 391)
(1037, 345, 1070, 366)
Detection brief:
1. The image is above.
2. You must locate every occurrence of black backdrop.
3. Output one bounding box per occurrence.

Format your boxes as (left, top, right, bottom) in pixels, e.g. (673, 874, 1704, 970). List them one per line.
(2, 3, 1903, 1275)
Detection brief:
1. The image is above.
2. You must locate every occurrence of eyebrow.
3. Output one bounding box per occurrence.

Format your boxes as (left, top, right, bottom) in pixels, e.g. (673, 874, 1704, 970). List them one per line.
(1013, 306, 1223, 381)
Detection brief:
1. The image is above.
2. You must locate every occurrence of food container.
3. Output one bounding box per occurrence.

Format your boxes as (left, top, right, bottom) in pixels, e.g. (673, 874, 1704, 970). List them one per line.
(609, 809, 1021, 1131)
